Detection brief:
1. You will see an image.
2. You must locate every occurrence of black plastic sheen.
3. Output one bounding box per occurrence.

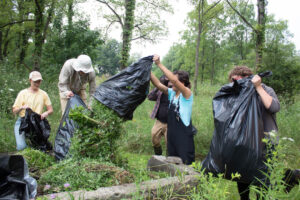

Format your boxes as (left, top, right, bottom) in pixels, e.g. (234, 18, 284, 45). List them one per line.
(202, 72, 272, 183)
(19, 108, 52, 151)
(54, 95, 86, 161)
(0, 155, 37, 200)
(93, 56, 153, 120)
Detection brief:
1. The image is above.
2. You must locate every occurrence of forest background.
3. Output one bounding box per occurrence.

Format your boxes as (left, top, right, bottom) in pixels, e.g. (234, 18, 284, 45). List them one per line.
(0, 0, 300, 199)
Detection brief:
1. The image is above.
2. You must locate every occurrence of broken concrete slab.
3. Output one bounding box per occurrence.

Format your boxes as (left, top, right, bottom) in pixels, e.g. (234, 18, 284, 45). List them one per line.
(147, 155, 199, 176)
(44, 175, 199, 200)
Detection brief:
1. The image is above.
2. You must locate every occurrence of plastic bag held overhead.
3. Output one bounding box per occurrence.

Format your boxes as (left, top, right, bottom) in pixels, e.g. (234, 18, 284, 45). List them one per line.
(93, 56, 153, 120)
(202, 72, 272, 183)
(54, 94, 87, 161)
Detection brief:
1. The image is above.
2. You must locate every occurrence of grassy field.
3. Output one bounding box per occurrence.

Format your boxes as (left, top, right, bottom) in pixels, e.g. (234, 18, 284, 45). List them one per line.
(1, 72, 300, 199)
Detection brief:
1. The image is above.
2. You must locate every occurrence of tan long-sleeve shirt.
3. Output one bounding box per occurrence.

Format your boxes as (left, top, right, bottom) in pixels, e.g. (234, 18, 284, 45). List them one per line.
(58, 58, 96, 106)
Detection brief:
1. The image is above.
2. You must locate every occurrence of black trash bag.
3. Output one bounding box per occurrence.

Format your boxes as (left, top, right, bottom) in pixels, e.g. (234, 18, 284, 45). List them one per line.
(0, 155, 37, 200)
(93, 55, 153, 120)
(54, 94, 87, 161)
(202, 72, 272, 184)
(19, 108, 52, 152)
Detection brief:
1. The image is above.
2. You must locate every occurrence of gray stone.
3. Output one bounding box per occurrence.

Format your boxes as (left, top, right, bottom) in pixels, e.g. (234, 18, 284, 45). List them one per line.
(166, 156, 183, 164)
(43, 156, 201, 199)
(147, 155, 199, 176)
(44, 175, 199, 200)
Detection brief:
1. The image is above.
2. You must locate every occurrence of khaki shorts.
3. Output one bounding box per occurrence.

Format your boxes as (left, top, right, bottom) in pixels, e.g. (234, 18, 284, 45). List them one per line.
(151, 120, 167, 147)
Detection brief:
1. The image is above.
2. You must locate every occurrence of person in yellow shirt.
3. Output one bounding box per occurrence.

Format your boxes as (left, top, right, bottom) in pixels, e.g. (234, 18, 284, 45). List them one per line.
(12, 71, 53, 150)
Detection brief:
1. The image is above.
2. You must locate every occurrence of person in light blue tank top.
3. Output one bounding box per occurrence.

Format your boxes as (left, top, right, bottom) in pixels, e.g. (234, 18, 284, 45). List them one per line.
(168, 88, 193, 126)
(150, 55, 195, 165)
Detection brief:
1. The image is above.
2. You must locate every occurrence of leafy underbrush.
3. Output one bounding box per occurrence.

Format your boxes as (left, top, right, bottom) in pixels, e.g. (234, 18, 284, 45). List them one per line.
(17, 148, 55, 170)
(69, 100, 124, 163)
(187, 137, 300, 200)
(38, 158, 134, 194)
(33, 100, 170, 195)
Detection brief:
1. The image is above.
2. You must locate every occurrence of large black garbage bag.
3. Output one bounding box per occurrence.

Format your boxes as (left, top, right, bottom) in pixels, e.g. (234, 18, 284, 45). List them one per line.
(54, 95, 87, 161)
(93, 56, 153, 120)
(0, 155, 37, 200)
(202, 72, 272, 184)
(19, 108, 52, 151)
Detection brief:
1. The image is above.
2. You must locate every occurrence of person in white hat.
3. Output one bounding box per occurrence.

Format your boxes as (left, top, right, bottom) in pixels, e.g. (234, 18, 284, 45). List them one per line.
(58, 54, 96, 113)
(12, 71, 53, 150)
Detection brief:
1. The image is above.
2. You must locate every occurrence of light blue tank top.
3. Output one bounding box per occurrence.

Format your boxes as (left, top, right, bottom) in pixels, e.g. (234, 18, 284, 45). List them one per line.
(168, 88, 193, 126)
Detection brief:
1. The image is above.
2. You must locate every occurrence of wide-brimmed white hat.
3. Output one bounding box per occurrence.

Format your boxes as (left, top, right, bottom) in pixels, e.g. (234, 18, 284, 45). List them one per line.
(29, 71, 43, 81)
(72, 55, 94, 73)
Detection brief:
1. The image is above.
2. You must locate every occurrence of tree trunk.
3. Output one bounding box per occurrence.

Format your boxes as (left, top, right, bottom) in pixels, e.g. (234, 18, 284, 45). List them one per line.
(3, 29, 10, 58)
(66, 0, 74, 50)
(20, 31, 29, 65)
(33, 0, 55, 71)
(67, 0, 74, 28)
(240, 33, 244, 60)
(201, 43, 205, 84)
(121, 0, 135, 69)
(0, 30, 2, 61)
(255, 0, 265, 72)
(193, 0, 204, 95)
(34, 0, 45, 71)
(211, 36, 216, 85)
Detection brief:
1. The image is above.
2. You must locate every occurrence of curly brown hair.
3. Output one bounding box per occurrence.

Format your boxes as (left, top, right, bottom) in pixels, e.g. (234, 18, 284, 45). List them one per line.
(228, 66, 253, 82)
(173, 70, 191, 88)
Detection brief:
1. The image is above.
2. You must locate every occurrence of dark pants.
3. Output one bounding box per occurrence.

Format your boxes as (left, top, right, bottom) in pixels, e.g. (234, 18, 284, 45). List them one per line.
(237, 182, 265, 200)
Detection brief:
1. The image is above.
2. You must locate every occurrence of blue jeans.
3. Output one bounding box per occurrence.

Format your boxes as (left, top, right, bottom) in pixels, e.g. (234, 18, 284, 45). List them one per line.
(14, 117, 27, 150)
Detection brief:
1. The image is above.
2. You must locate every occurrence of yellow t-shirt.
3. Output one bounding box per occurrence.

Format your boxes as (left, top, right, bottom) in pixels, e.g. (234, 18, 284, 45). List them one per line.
(13, 88, 52, 117)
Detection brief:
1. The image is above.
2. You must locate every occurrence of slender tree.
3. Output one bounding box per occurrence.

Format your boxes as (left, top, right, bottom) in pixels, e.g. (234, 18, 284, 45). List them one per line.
(33, 0, 55, 70)
(226, 0, 266, 72)
(192, 0, 221, 95)
(96, 0, 172, 69)
(121, 0, 135, 69)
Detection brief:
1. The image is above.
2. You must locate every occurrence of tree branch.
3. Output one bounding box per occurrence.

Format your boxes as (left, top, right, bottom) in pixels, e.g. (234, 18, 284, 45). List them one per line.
(203, 0, 221, 16)
(105, 20, 119, 36)
(34, 0, 42, 15)
(96, 0, 123, 28)
(141, 0, 169, 12)
(0, 19, 34, 29)
(131, 35, 152, 41)
(226, 0, 256, 32)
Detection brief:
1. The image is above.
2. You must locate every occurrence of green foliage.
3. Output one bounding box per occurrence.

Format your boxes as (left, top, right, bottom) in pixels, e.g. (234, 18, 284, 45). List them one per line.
(276, 100, 300, 169)
(16, 148, 55, 180)
(251, 136, 300, 199)
(43, 19, 103, 71)
(38, 158, 135, 194)
(96, 39, 122, 75)
(190, 162, 241, 200)
(0, 62, 29, 151)
(69, 101, 124, 161)
(17, 148, 55, 170)
(0, 62, 28, 118)
(261, 17, 300, 103)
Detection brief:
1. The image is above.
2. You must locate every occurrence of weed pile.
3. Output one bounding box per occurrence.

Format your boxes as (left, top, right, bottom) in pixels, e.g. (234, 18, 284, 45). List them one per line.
(17, 148, 55, 179)
(38, 158, 134, 194)
(69, 100, 124, 162)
